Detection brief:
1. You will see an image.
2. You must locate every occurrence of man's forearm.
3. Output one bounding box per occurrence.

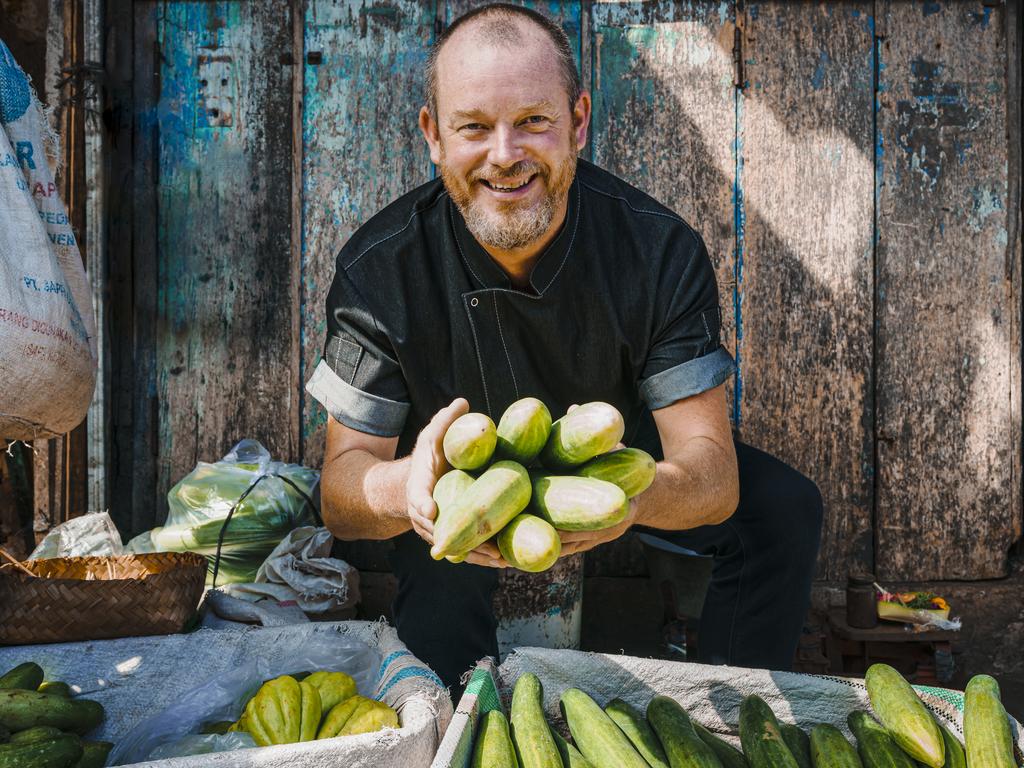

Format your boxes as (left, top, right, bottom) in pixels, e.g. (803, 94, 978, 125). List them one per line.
(320, 449, 413, 540)
(634, 435, 739, 531)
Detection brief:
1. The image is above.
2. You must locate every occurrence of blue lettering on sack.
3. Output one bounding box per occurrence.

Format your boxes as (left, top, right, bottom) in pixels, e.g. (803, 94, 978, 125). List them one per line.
(47, 231, 77, 246)
(15, 141, 35, 170)
(0, 39, 32, 124)
(0, 153, 17, 167)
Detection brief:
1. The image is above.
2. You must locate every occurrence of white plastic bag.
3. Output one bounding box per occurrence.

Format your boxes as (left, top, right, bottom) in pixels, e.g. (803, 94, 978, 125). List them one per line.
(109, 630, 381, 765)
(0, 37, 96, 439)
(29, 511, 125, 559)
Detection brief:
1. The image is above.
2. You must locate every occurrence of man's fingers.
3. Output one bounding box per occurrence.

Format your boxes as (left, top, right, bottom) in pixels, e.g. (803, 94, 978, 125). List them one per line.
(462, 550, 506, 568)
(472, 540, 502, 560)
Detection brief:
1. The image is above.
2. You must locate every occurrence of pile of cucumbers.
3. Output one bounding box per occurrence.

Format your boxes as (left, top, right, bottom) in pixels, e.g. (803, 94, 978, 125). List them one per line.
(0, 662, 108, 768)
(474, 663, 1019, 768)
(433, 398, 656, 572)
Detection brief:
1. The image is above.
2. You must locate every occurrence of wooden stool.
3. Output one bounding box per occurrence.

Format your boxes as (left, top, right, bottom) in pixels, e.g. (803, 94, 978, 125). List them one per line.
(825, 608, 958, 685)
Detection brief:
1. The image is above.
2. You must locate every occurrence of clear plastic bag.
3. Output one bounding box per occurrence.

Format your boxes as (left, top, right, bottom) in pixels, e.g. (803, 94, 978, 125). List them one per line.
(29, 511, 124, 559)
(109, 631, 381, 765)
(147, 732, 257, 760)
(127, 439, 319, 585)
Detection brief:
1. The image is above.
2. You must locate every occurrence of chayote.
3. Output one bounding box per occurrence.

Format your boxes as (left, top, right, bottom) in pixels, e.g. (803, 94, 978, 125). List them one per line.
(303, 671, 357, 714)
(237, 675, 322, 745)
(316, 695, 398, 739)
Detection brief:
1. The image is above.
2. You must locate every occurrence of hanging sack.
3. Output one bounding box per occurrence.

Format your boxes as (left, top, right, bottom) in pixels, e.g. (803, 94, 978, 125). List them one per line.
(0, 37, 96, 439)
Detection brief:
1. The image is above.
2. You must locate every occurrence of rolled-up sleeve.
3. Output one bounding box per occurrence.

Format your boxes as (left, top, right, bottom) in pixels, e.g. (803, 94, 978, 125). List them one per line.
(305, 267, 410, 436)
(639, 233, 736, 410)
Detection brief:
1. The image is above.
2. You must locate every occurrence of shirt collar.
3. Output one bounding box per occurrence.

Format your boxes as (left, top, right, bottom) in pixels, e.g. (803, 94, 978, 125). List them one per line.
(449, 174, 581, 295)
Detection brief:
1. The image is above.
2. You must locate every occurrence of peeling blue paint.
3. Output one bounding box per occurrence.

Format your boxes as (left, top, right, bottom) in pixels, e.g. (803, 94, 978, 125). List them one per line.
(733, 91, 744, 428)
(923, 2, 941, 17)
(970, 7, 992, 28)
(811, 49, 829, 90)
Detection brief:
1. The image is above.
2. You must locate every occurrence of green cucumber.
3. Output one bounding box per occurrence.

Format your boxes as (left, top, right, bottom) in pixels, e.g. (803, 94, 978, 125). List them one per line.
(934, 723, 965, 768)
(648, 695, 724, 768)
(431, 461, 531, 559)
(0, 664, 43, 692)
(496, 398, 552, 464)
(74, 741, 113, 768)
(0, 691, 103, 735)
(0, 734, 83, 768)
(473, 710, 519, 768)
(847, 711, 915, 768)
(510, 674, 563, 768)
(864, 664, 943, 768)
(552, 730, 595, 768)
(530, 475, 628, 532)
(541, 402, 625, 470)
(782, 724, 812, 768)
(37, 683, 71, 698)
(498, 514, 561, 573)
(443, 412, 497, 470)
(560, 688, 648, 768)
(605, 697, 669, 768)
(8, 727, 63, 745)
(809, 724, 863, 768)
(740, 695, 800, 768)
(963, 675, 1015, 768)
(694, 722, 750, 768)
(576, 448, 656, 498)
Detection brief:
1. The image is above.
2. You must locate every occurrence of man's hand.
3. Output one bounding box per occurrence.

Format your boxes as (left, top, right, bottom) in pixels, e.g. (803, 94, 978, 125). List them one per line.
(405, 398, 469, 544)
(557, 498, 638, 557)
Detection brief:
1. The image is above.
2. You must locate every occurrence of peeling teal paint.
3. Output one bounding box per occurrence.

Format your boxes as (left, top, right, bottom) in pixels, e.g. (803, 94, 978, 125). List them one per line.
(923, 2, 942, 17)
(733, 90, 744, 428)
(811, 49, 829, 90)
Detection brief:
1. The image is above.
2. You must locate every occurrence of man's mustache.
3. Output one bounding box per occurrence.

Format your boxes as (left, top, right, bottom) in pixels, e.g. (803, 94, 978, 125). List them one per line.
(470, 162, 546, 182)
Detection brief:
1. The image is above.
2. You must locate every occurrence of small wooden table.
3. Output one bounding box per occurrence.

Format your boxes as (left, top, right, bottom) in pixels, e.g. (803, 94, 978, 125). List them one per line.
(825, 608, 959, 685)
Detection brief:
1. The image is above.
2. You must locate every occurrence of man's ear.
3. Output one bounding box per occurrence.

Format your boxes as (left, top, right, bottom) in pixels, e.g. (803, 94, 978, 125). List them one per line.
(573, 91, 592, 152)
(419, 106, 442, 166)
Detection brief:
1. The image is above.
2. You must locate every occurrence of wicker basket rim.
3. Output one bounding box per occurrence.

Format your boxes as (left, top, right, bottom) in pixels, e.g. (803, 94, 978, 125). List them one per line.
(0, 551, 206, 585)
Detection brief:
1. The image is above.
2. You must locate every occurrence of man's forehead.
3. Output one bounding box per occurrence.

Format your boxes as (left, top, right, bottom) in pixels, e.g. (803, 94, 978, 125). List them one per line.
(434, 22, 565, 115)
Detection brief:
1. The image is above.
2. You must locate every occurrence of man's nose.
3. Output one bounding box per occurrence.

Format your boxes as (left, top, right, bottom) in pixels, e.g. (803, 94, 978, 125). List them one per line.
(487, 124, 524, 169)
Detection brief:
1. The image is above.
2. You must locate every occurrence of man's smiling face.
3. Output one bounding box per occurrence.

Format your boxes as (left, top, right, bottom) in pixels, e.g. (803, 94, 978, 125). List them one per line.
(421, 18, 588, 253)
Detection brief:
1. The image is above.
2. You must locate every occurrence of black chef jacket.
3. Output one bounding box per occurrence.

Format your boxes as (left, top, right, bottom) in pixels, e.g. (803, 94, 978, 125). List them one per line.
(305, 159, 735, 460)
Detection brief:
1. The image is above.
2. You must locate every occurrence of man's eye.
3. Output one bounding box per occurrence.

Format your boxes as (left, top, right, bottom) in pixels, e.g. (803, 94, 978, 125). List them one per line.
(522, 115, 548, 125)
(460, 123, 486, 132)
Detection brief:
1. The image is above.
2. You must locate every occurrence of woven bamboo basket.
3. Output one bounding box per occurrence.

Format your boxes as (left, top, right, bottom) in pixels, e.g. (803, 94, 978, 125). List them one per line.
(0, 552, 206, 645)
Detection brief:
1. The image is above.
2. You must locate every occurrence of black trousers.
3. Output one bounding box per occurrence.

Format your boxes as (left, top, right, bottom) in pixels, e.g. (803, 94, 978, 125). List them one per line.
(388, 439, 824, 689)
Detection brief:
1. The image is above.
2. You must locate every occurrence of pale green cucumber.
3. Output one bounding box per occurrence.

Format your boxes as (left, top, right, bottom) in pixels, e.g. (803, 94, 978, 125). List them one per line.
(864, 664, 943, 768)
(498, 514, 561, 573)
(444, 413, 497, 470)
(963, 675, 1015, 768)
(560, 688, 649, 768)
(541, 403, 625, 470)
(576, 448, 656, 498)
(496, 398, 553, 464)
(809, 724, 863, 768)
(473, 710, 520, 768)
(510, 674, 562, 768)
(530, 475, 628, 532)
(605, 697, 669, 768)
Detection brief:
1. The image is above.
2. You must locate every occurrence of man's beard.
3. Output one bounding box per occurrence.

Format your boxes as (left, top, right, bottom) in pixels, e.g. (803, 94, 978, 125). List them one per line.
(441, 139, 577, 252)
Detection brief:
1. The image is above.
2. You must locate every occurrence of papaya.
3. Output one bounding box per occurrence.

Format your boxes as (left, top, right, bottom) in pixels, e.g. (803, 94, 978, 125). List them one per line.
(431, 461, 531, 560)
(530, 475, 628, 531)
(647, 695, 723, 768)
(963, 675, 1015, 768)
(560, 688, 649, 768)
(509, 674, 561, 768)
(604, 698, 669, 768)
(498, 514, 561, 573)
(0, 663, 43, 691)
(0, 690, 103, 735)
(809, 724, 862, 768)
(473, 709, 519, 768)
(864, 664, 943, 768)
(444, 413, 497, 470)
(576, 448, 656, 498)
(304, 671, 357, 714)
(317, 695, 398, 739)
(496, 397, 553, 464)
(541, 402, 625, 470)
(237, 674, 320, 745)
(739, 695, 799, 768)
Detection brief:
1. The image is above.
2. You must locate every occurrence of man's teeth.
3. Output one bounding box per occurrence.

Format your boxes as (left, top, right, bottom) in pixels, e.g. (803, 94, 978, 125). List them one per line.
(487, 176, 532, 191)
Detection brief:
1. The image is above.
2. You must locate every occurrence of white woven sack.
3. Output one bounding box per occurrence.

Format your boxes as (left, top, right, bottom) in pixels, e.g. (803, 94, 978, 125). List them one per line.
(498, 647, 1024, 756)
(0, 621, 452, 768)
(0, 37, 96, 439)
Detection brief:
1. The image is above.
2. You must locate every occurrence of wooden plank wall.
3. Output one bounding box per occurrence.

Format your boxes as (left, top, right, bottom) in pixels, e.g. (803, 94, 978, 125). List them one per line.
(106, 0, 1020, 585)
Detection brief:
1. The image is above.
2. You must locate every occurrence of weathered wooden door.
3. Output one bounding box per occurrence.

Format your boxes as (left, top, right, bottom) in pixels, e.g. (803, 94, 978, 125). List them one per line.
(113, 0, 1020, 584)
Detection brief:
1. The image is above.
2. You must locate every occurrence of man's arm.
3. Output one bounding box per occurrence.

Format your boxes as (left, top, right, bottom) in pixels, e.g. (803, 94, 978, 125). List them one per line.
(560, 383, 738, 555)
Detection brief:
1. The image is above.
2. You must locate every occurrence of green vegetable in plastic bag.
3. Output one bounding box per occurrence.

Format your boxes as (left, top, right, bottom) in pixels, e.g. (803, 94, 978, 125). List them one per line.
(128, 440, 318, 585)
